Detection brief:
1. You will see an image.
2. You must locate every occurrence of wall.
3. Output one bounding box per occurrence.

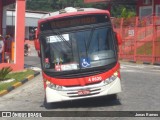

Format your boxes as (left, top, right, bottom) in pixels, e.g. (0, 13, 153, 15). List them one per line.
(0, 0, 26, 71)
(0, 1, 3, 34)
(137, 0, 160, 16)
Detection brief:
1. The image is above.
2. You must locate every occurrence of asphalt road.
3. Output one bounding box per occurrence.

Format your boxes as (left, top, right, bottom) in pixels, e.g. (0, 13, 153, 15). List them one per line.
(0, 47, 160, 120)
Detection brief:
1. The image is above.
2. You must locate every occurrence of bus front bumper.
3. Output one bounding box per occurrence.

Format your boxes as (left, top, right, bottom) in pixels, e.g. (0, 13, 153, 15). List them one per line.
(45, 77, 121, 103)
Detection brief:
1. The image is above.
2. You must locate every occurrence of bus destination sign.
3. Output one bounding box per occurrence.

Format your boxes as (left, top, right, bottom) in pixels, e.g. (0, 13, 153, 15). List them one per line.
(40, 14, 109, 31)
(51, 17, 96, 29)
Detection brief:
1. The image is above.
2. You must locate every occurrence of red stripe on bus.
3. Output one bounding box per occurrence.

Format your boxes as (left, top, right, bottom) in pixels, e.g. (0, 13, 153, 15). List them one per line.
(43, 62, 120, 86)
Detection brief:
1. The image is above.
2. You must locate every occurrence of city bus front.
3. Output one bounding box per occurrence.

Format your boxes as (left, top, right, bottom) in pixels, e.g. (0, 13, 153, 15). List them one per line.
(37, 12, 122, 103)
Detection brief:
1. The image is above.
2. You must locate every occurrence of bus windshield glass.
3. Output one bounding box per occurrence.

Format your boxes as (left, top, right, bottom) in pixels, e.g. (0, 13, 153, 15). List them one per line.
(40, 26, 117, 72)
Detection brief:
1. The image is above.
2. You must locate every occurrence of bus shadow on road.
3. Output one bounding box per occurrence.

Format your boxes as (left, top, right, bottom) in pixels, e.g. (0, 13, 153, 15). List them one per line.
(43, 95, 122, 109)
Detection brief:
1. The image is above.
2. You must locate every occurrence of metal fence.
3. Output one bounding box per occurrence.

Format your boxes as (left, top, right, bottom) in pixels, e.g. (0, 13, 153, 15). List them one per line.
(112, 16, 160, 64)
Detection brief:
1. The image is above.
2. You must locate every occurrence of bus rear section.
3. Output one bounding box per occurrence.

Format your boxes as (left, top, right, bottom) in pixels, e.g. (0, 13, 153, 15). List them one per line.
(34, 7, 122, 103)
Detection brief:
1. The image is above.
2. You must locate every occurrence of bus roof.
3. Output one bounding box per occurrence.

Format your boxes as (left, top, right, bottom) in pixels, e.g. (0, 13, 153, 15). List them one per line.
(40, 7, 110, 21)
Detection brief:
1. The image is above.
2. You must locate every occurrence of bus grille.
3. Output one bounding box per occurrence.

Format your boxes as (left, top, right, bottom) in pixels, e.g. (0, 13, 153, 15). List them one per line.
(67, 88, 101, 98)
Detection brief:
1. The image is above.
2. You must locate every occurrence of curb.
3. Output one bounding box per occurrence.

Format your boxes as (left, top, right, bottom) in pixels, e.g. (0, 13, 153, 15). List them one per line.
(120, 60, 160, 66)
(0, 71, 40, 97)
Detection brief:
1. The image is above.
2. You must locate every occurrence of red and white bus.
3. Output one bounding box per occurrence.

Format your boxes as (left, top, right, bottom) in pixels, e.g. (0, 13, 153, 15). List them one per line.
(34, 7, 122, 103)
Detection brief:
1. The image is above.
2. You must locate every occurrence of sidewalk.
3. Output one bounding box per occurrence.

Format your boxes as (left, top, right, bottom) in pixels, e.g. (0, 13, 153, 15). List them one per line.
(0, 47, 41, 97)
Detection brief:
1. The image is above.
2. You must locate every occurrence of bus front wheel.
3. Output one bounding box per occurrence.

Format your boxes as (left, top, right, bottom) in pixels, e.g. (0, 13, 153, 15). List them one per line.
(44, 96, 52, 109)
(108, 94, 118, 100)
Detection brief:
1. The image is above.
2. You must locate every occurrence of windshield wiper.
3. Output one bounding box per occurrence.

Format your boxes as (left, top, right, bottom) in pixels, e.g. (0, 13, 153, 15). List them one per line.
(52, 30, 72, 48)
(87, 27, 95, 50)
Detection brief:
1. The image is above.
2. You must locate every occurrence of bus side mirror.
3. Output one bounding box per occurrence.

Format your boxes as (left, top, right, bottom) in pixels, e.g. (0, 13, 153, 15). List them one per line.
(115, 32, 122, 45)
(34, 39, 40, 51)
(34, 29, 41, 57)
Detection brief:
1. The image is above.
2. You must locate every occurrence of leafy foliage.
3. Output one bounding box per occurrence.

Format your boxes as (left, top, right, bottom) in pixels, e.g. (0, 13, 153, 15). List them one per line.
(26, 0, 53, 12)
(26, 0, 91, 12)
(26, 0, 107, 12)
(0, 67, 13, 81)
(111, 5, 136, 18)
(25, 0, 136, 17)
(120, 8, 136, 18)
(0, 69, 35, 91)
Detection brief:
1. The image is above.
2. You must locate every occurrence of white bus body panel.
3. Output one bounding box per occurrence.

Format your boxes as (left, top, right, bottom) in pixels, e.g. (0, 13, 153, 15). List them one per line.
(46, 77, 121, 103)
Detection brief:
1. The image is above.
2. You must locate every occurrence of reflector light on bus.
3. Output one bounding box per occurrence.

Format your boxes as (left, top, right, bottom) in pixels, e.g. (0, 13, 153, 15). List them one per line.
(46, 81, 63, 90)
(103, 72, 118, 85)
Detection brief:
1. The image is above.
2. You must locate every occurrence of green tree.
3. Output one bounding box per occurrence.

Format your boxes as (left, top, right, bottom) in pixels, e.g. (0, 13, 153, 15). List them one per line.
(26, 0, 53, 11)
(51, 0, 93, 10)
(26, 0, 104, 12)
(26, 0, 136, 15)
(111, 5, 136, 18)
(120, 7, 136, 18)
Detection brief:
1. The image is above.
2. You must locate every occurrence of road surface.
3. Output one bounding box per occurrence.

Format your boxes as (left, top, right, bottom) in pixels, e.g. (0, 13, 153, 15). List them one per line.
(0, 46, 160, 119)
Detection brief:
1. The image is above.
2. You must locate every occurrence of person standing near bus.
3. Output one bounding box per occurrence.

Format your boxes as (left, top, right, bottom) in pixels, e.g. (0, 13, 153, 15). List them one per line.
(4, 35, 13, 62)
(0, 35, 4, 63)
(5, 35, 13, 52)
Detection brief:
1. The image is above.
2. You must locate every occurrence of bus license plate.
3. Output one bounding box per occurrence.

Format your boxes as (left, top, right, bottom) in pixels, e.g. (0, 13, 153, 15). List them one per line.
(78, 90, 90, 95)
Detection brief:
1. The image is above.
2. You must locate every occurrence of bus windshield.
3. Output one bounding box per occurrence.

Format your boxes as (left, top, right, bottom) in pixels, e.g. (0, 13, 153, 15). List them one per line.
(40, 26, 116, 72)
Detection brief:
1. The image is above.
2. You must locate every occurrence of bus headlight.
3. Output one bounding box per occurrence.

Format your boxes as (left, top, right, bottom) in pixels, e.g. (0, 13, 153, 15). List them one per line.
(103, 72, 118, 85)
(46, 81, 62, 90)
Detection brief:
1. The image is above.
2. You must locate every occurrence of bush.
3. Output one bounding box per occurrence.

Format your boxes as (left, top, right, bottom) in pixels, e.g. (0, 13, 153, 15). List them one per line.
(0, 67, 13, 81)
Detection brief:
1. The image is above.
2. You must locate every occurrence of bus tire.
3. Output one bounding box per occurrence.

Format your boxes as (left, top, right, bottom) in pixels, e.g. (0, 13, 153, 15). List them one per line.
(44, 97, 52, 109)
(108, 94, 118, 100)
